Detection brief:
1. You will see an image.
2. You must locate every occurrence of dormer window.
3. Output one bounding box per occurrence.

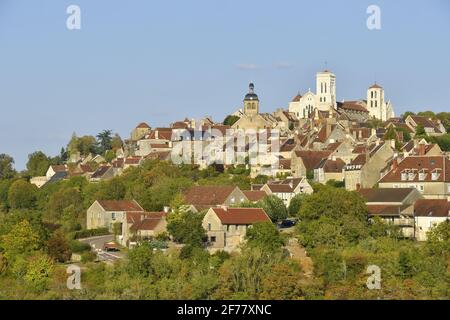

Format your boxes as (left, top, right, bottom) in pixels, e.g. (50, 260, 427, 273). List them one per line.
(408, 172, 416, 181)
(418, 171, 427, 181)
(401, 171, 408, 181)
(431, 172, 440, 181)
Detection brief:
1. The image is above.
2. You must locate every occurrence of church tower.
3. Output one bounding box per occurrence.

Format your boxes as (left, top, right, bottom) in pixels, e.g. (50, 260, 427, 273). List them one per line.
(367, 83, 394, 121)
(243, 83, 259, 115)
(316, 70, 336, 111)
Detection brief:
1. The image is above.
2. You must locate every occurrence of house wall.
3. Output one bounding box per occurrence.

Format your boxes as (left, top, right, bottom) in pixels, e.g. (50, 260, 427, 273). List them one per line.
(415, 216, 448, 241)
(86, 201, 125, 231)
(224, 188, 249, 206)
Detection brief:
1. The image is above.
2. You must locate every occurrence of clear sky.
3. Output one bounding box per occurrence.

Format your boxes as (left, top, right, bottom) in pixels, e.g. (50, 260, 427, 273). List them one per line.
(1, 0, 450, 170)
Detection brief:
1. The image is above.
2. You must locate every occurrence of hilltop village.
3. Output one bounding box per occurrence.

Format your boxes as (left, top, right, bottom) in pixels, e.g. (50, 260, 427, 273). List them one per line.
(0, 70, 448, 299)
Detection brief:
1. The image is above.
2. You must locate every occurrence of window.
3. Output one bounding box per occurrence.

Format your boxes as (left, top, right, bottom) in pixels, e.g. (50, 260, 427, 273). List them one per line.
(418, 185, 424, 192)
(210, 236, 216, 243)
(371, 91, 374, 99)
(208, 223, 211, 231)
(324, 97, 326, 102)
(401, 172, 408, 181)
(111, 212, 116, 220)
(431, 172, 440, 181)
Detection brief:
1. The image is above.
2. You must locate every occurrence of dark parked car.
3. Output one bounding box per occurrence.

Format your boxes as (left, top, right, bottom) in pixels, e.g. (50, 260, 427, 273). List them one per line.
(278, 219, 297, 229)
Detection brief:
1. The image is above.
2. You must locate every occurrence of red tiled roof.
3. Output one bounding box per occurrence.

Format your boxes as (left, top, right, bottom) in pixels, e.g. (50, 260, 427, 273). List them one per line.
(97, 200, 144, 212)
(369, 83, 382, 89)
(358, 188, 416, 203)
(294, 150, 332, 171)
(379, 156, 450, 183)
(350, 154, 367, 166)
(129, 212, 167, 231)
(184, 186, 238, 206)
(136, 122, 151, 129)
(125, 157, 142, 165)
(367, 204, 407, 216)
(414, 199, 449, 217)
(339, 101, 368, 113)
(318, 158, 346, 173)
(242, 190, 268, 202)
(291, 94, 302, 102)
(212, 208, 271, 225)
(51, 165, 67, 172)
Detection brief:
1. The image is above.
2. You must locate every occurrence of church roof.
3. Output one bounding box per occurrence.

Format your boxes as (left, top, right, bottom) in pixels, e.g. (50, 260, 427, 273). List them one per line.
(370, 83, 382, 89)
(291, 94, 302, 102)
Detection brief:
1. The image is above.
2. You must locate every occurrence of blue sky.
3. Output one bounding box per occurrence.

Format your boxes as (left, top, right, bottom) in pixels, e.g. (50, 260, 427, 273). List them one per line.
(1, 0, 449, 169)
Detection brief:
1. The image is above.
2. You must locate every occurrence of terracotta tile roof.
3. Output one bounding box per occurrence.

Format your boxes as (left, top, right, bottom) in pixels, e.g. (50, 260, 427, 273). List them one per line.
(97, 200, 144, 212)
(358, 188, 416, 204)
(352, 145, 367, 154)
(409, 116, 444, 133)
(125, 156, 142, 165)
(294, 150, 332, 171)
(349, 154, 367, 166)
(379, 156, 450, 183)
(291, 94, 302, 102)
(316, 158, 346, 172)
(414, 199, 449, 217)
(279, 159, 291, 170)
(136, 122, 151, 129)
(326, 142, 342, 151)
(338, 101, 368, 113)
(367, 204, 408, 216)
(184, 185, 238, 206)
(51, 165, 67, 172)
(369, 83, 382, 89)
(242, 190, 268, 202)
(280, 139, 296, 152)
(211, 207, 271, 225)
(129, 212, 167, 231)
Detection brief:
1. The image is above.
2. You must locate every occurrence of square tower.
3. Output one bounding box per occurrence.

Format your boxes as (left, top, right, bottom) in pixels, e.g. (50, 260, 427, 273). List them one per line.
(316, 70, 336, 111)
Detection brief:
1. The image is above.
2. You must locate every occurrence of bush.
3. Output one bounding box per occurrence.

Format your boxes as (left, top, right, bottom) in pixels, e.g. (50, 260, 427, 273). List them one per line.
(81, 251, 97, 263)
(73, 228, 110, 239)
(70, 240, 92, 253)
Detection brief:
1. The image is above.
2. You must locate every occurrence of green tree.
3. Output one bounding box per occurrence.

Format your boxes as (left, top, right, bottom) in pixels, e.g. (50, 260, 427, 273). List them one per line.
(296, 187, 369, 248)
(96, 129, 113, 154)
(245, 221, 286, 252)
(26, 151, 50, 177)
(1, 220, 41, 262)
(415, 124, 426, 137)
(288, 193, 306, 216)
(258, 195, 288, 222)
(24, 253, 54, 292)
(223, 115, 240, 126)
(167, 211, 206, 246)
(0, 154, 16, 180)
(8, 180, 37, 209)
(111, 133, 123, 151)
(46, 231, 71, 263)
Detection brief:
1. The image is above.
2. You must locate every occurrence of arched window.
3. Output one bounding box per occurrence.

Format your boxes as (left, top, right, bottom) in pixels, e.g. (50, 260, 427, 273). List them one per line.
(371, 91, 374, 99)
(325, 83, 327, 93)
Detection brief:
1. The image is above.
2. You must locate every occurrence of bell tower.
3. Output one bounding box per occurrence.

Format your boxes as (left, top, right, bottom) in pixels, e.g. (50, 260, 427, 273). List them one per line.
(243, 83, 259, 115)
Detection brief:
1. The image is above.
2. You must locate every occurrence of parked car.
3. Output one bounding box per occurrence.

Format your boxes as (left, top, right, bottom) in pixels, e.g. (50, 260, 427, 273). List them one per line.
(278, 219, 297, 229)
(103, 242, 120, 252)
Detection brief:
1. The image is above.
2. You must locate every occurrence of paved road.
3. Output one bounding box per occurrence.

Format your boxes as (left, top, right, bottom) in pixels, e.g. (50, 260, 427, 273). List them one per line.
(78, 235, 124, 263)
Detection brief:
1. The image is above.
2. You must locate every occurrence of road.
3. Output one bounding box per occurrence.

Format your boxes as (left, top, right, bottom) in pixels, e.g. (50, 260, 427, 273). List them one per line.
(78, 235, 125, 263)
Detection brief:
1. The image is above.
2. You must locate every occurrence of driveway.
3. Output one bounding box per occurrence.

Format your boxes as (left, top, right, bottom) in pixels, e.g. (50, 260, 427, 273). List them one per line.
(78, 235, 125, 263)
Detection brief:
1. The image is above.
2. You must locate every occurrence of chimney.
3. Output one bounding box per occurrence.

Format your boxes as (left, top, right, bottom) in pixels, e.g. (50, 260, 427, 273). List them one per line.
(418, 143, 426, 156)
(392, 157, 398, 171)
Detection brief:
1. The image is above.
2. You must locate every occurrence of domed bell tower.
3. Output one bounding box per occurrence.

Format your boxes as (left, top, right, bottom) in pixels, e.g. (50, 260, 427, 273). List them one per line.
(244, 83, 259, 115)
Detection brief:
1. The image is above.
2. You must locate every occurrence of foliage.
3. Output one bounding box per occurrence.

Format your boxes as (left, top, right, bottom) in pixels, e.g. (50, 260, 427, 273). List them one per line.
(258, 195, 288, 222)
(288, 193, 306, 216)
(7, 180, 38, 209)
(245, 221, 286, 252)
(26, 151, 50, 177)
(167, 211, 206, 246)
(0, 154, 16, 180)
(73, 228, 110, 239)
(223, 115, 240, 126)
